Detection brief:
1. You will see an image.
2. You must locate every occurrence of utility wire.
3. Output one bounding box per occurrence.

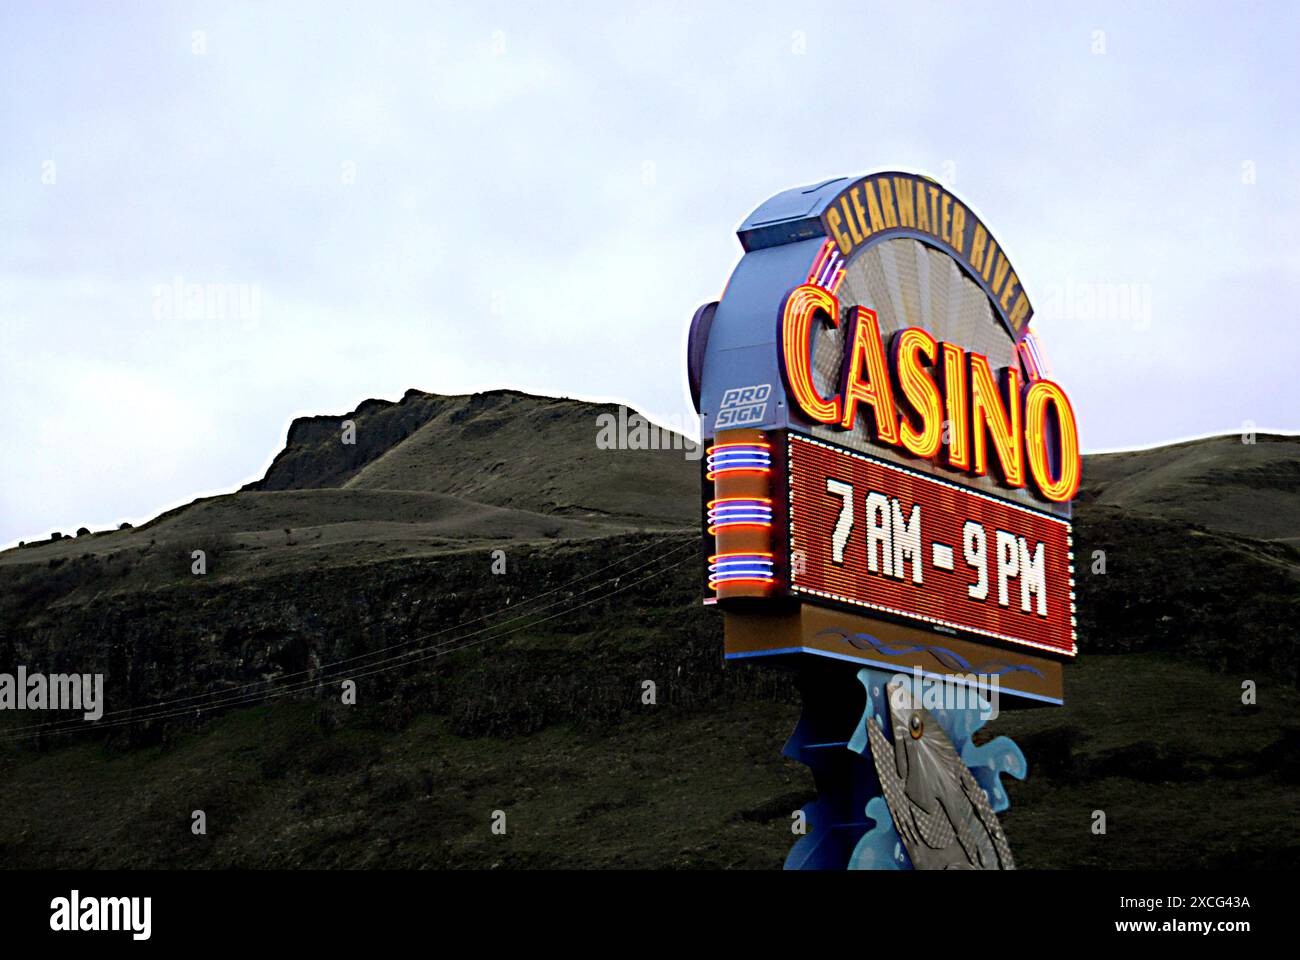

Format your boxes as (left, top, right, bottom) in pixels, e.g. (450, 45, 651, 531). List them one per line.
(0, 533, 694, 736)
(0, 549, 696, 743)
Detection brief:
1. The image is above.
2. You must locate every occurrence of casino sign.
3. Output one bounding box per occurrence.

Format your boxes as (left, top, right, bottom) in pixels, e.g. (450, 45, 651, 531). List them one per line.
(688, 170, 1080, 707)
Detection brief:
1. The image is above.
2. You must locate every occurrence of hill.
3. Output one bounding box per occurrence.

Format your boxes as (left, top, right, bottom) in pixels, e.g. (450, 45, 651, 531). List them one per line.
(0, 395, 1297, 870)
(0, 390, 699, 603)
(1081, 432, 1300, 542)
(248, 387, 699, 525)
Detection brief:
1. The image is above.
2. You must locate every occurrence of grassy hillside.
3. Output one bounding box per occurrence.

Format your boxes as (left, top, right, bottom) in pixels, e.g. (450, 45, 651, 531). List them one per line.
(0, 390, 698, 600)
(2, 654, 1295, 870)
(1081, 432, 1300, 542)
(0, 393, 1296, 869)
(250, 387, 700, 525)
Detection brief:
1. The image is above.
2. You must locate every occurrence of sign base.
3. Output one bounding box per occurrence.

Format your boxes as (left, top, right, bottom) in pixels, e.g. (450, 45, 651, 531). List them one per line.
(724, 601, 1064, 706)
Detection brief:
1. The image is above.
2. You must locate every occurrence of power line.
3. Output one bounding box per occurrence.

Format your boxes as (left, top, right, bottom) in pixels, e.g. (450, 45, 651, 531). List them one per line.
(0, 549, 696, 743)
(1, 533, 694, 737)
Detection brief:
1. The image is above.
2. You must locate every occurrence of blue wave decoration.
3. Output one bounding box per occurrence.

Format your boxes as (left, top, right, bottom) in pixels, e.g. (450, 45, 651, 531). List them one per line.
(815, 627, 1044, 678)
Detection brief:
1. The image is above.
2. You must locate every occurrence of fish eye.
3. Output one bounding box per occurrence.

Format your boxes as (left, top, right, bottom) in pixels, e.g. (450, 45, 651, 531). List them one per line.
(909, 713, 923, 739)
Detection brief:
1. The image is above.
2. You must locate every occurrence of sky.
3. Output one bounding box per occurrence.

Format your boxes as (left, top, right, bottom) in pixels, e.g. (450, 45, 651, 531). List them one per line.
(2, 1, 1298, 547)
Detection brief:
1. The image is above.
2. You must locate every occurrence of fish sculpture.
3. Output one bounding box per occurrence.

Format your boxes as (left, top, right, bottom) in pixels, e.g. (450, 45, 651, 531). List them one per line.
(866, 680, 1015, 869)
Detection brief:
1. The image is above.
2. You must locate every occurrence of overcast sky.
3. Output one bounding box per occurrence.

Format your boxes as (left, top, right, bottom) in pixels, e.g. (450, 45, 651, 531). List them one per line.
(2, 1, 1297, 547)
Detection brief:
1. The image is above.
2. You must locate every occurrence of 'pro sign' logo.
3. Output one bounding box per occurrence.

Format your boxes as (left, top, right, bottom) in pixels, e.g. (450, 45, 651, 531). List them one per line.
(716, 384, 771, 428)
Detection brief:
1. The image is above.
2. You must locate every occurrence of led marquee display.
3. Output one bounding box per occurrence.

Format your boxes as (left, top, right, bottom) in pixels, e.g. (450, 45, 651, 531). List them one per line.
(787, 433, 1077, 657)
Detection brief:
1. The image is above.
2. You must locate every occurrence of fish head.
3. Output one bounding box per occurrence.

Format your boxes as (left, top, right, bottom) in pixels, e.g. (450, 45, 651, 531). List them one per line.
(885, 681, 959, 815)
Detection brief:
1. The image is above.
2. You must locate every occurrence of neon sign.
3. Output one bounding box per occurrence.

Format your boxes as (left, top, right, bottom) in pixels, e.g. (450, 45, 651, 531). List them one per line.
(778, 284, 1081, 503)
(690, 169, 1078, 871)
